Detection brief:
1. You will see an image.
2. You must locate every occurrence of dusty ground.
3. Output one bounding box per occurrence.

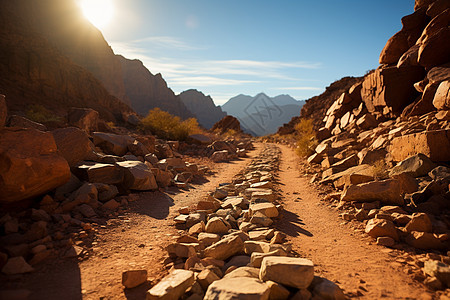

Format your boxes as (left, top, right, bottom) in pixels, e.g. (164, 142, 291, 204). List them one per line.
(2, 143, 437, 299)
(275, 144, 432, 299)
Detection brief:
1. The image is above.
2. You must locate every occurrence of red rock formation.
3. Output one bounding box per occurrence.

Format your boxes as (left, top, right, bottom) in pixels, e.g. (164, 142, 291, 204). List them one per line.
(211, 116, 243, 135)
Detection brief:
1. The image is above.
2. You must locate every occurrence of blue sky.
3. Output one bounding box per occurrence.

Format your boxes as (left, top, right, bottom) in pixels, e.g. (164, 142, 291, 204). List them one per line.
(99, 0, 414, 105)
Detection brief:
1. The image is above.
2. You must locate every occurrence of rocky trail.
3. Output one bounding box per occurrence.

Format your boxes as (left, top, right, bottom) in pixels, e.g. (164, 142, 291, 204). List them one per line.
(2, 142, 443, 299)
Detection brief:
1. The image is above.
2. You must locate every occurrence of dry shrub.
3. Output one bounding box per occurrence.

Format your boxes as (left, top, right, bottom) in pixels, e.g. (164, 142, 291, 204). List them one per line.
(371, 159, 389, 180)
(294, 118, 318, 157)
(139, 108, 202, 140)
(25, 104, 62, 123)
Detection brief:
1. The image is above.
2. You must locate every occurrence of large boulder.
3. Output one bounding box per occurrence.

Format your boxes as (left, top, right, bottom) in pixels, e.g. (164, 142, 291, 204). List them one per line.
(8, 115, 47, 131)
(92, 132, 135, 156)
(52, 127, 93, 168)
(418, 27, 450, 68)
(116, 161, 157, 191)
(365, 219, 399, 241)
(0, 128, 70, 203)
(361, 66, 425, 115)
(68, 107, 99, 132)
(389, 153, 437, 178)
(73, 162, 124, 185)
(390, 129, 450, 162)
(341, 179, 404, 206)
(204, 277, 270, 300)
(259, 257, 314, 289)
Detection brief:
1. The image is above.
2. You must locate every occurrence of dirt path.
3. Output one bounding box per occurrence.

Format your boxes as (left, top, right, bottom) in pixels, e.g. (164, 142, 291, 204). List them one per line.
(9, 144, 262, 300)
(275, 144, 431, 299)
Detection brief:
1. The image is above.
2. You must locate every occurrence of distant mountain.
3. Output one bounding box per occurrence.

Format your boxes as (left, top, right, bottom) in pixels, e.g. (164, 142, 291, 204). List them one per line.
(221, 93, 305, 136)
(117, 56, 194, 119)
(178, 89, 227, 129)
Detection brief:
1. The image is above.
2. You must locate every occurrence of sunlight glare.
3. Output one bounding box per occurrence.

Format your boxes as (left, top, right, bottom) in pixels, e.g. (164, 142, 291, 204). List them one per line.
(80, 0, 114, 30)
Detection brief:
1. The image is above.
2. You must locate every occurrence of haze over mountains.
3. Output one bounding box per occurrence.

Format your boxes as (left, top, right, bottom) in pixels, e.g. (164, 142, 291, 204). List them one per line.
(222, 93, 305, 136)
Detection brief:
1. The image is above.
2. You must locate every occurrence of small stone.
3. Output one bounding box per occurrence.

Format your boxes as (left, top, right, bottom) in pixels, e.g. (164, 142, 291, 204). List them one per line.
(376, 236, 395, 247)
(122, 270, 148, 289)
(197, 268, 220, 290)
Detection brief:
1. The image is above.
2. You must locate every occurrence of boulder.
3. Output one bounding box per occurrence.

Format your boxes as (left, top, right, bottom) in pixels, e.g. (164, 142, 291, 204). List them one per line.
(265, 281, 290, 300)
(418, 27, 450, 68)
(0, 128, 70, 203)
(197, 268, 220, 290)
(8, 115, 47, 131)
(406, 231, 445, 250)
(204, 277, 270, 300)
(405, 213, 433, 232)
(52, 127, 93, 168)
(341, 179, 404, 206)
(389, 153, 437, 178)
(224, 266, 260, 279)
(146, 269, 194, 300)
(117, 161, 157, 191)
(433, 80, 450, 110)
(390, 129, 450, 162)
(92, 132, 135, 156)
(205, 217, 231, 234)
(259, 257, 314, 289)
(203, 235, 244, 261)
(365, 219, 399, 241)
(249, 203, 279, 218)
(379, 30, 410, 65)
(68, 107, 98, 132)
(361, 66, 424, 115)
(73, 162, 124, 185)
(0, 94, 6, 127)
(122, 270, 148, 289)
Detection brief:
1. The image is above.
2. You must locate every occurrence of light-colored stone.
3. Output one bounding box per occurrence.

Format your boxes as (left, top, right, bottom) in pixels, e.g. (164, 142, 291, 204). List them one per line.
(205, 217, 231, 234)
(250, 249, 287, 268)
(122, 270, 148, 289)
(341, 179, 404, 206)
(224, 266, 260, 279)
(265, 280, 290, 300)
(203, 235, 244, 261)
(204, 277, 270, 300)
(365, 218, 399, 241)
(389, 153, 436, 178)
(405, 231, 444, 250)
(423, 260, 450, 287)
(146, 269, 194, 300)
(117, 161, 158, 191)
(259, 257, 314, 289)
(249, 203, 279, 218)
(405, 212, 432, 233)
(197, 268, 220, 290)
(433, 80, 450, 110)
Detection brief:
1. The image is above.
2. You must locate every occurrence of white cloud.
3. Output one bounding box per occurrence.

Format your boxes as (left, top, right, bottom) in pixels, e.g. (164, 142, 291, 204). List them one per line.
(272, 87, 323, 91)
(169, 76, 259, 86)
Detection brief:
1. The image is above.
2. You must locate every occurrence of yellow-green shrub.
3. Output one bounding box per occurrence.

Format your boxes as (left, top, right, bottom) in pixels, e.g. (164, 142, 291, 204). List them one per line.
(25, 104, 62, 123)
(294, 118, 318, 157)
(139, 108, 202, 140)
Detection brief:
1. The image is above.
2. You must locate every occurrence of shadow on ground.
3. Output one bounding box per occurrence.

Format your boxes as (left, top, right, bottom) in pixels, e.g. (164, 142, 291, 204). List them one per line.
(276, 209, 313, 237)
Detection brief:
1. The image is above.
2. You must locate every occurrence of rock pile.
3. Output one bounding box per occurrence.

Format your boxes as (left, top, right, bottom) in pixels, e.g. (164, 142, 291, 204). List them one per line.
(0, 106, 212, 276)
(143, 145, 345, 299)
(302, 0, 450, 290)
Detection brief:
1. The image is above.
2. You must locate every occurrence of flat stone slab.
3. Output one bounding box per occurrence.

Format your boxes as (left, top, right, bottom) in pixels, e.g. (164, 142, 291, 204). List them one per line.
(259, 256, 314, 289)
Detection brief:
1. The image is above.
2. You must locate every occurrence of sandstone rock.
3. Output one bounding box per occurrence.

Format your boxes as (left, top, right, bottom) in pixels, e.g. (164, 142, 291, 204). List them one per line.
(365, 219, 399, 241)
(214, 188, 228, 200)
(341, 179, 404, 206)
(390, 153, 437, 178)
(414, 0, 435, 10)
(117, 161, 157, 190)
(418, 27, 450, 68)
(189, 222, 205, 235)
(52, 127, 93, 168)
(205, 217, 231, 234)
(204, 277, 270, 300)
(224, 266, 260, 279)
(379, 30, 410, 65)
(197, 268, 220, 290)
(198, 233, 221, 247)
(92, 132, 134, 156)
(423, 260, 450, 287)
(250, 181, 273, 189)
(397, 44, 420, 68)
(433, 80, 450, 110)
(361, 66, 424, 115)
(376, 236, 395, 247)
(251, 191, 276, 202)
(0, 128, 70, 203)
(406, 231, 444, 250)
(356, 114, 378, 130)
(74, 162, 123, 185)
(166, 243, 199, 258)
(8, 115, 47, 131)
(68, 107, 98, 132)
(1, 257, 33, 274)
(405, 212, 433, 232)
(102, 199, 120, 210)
(211, 150, 229, 162)
(390, 129, 450, 162)
(260, 257, 314, 289)
(204, 235, 244, 261)
(221, 197, 248, 209)
(146, 269, 194, 300)
(0, 94, 6, 127)
(311, 277, 346, 300)
(334, 173, 374, 190)
(122, 270, 148, 289)
(265, 280, 290, 300)
(188, 134, 213, 145)
(250, 249, 287, 268)
(249, 203, 279, 218)
(250, 212, 273, 227)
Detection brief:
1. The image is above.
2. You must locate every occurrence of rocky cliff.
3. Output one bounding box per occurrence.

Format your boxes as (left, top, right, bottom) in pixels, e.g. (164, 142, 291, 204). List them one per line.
(178, 89, 227, 129)
(117, 56, 195, 119)
(0, 0, 133, 121)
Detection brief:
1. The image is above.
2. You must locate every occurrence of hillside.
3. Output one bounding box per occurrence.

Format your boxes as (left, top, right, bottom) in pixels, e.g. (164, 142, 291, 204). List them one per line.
(178, 89, 227, 129)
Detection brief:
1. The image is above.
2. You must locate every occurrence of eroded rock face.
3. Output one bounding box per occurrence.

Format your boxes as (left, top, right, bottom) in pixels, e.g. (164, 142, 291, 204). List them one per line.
(0, 127, 70, 203)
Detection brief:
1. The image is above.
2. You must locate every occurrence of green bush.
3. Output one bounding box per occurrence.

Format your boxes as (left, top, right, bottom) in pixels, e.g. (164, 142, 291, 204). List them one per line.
(25, 104, 62, 123)
(294, 118, 318, 157)
(139, 108, 202, 140)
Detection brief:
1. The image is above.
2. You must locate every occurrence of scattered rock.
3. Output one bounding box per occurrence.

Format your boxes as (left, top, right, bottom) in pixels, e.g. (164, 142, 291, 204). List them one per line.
(204, 277, 270, 300)
(259, 257, 314, 289)
(146, 269, 195, 300)
(122, 270, 148, 289)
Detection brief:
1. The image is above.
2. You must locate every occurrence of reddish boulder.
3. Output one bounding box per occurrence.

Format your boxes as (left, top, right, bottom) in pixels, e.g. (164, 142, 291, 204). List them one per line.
(361, 66, 424, 115)
(379, 31, 410, 65)
(0, 128, 70, 203)
(8, 115, 47, 131)
(52, 127, 93, 167)
(418, 27, 450, 68)
(68, 107, 99, 132)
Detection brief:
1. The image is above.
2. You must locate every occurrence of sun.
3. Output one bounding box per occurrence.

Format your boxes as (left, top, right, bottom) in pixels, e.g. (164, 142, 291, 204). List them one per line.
(79, 0, 114, 30)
